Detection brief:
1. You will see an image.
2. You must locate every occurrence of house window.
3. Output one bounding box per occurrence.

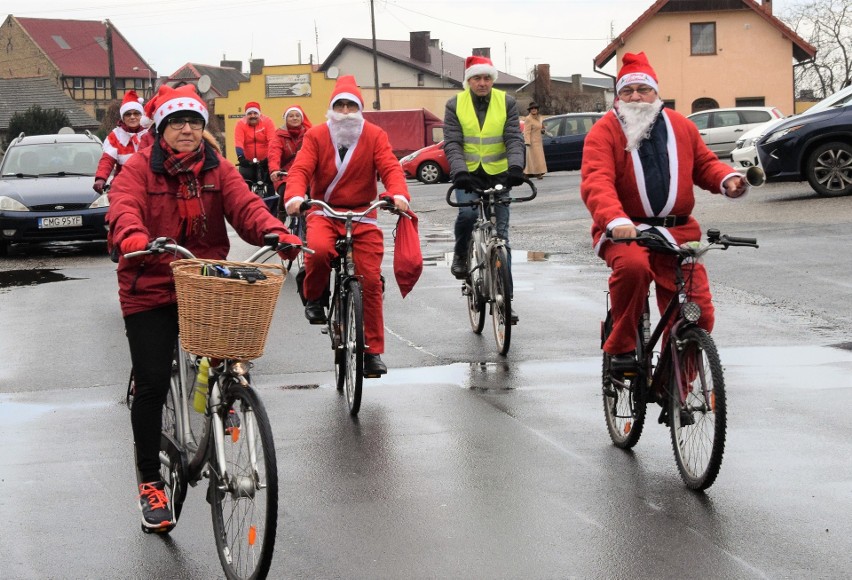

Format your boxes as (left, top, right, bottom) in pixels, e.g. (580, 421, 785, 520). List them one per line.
(115, 78, 125, 90)
(736, 97, 765, 107)
(662, 99, 676, 110)
(73, 77, 83, 89)
(691, 22, 716, 55)
(95, 78, 105, 89)
(95, 108, 106, 121)
(692, 97, 719, 113)
(417, 73, 425, 87)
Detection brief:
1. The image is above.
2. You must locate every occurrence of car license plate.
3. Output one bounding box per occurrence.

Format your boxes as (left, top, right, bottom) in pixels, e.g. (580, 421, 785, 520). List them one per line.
(39, 216, 83, 228)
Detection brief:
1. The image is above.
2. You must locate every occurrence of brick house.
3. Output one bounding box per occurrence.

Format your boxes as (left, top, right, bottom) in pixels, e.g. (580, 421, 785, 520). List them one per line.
(0, 15, 154, 121)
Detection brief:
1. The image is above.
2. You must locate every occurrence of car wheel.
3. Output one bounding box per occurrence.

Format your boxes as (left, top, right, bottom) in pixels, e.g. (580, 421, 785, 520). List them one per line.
(0, 239, 8, 257)
(805, 141, 852, 197)
(417, 161, 443, 185)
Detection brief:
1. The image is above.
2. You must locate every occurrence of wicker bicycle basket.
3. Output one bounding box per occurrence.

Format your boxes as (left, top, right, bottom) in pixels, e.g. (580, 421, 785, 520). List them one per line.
(170, 259, 286, 360)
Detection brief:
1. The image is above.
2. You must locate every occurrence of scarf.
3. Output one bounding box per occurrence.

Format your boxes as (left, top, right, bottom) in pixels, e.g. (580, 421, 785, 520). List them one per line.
(161, 137, 207, 237)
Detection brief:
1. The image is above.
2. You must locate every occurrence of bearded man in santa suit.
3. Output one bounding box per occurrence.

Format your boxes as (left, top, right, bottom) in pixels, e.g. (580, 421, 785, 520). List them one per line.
(581, 52, 748, 374)
(284, 75, 410, 376)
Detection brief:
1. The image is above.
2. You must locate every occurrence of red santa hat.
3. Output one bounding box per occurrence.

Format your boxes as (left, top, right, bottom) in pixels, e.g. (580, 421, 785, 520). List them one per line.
(329, 75, 364, 110)
(245, 101, 261, 115)
(616, 52, 659, 94)
(463, 55, 498, 88)
(144, 84, 209, 132)
(283, 105, 312, 129)
(120, 90, 144, 117)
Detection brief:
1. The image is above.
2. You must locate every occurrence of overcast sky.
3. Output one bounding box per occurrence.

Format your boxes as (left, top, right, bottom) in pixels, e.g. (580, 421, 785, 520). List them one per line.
(16, 0, 799, 81)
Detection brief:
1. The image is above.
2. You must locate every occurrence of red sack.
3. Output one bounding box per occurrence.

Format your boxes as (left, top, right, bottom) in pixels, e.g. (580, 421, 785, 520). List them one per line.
(393, 209, 423, 298)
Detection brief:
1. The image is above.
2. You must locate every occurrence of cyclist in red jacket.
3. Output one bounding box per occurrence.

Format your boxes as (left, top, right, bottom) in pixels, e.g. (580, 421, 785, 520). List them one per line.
(233, 101, 276, 191)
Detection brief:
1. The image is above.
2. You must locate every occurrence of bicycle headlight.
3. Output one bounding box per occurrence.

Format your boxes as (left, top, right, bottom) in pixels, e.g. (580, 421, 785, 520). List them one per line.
(681, 301, 701, 323)
(228, 361, 250, 376)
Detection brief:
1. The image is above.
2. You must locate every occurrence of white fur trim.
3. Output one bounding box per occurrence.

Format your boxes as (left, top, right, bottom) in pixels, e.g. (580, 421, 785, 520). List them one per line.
(245, 106, 261, 115)
(120, 101, 144, 116)
(331, 92, 362, 109)
(616, 72, 659, 94)
(284, 107, 303, 119)
(153, 97, 209, 128)
(463, 63, 498, 88)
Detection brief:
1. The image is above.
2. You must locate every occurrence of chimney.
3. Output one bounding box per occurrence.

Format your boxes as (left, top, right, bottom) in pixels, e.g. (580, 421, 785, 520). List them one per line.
(220, 59, 242, 73)
(572, 74, 582, 92)
(472, 47, 491, 59)
(249, 59, 264, 75)
(762, 0, 772, 14)
(410, 31, 431, 64)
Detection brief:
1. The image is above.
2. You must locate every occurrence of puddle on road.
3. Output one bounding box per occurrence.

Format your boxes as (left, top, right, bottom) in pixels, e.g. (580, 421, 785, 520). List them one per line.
(0, 269, 81, 290)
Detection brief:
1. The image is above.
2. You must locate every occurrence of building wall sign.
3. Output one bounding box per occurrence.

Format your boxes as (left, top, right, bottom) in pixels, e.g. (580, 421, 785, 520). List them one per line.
(265, 74, 312, 98)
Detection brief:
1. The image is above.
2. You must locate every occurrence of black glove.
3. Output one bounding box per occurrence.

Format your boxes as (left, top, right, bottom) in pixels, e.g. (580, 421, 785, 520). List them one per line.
(453, 171, 474, 192)
(507, 166, 525, 187)
(237, 155, 249, 168)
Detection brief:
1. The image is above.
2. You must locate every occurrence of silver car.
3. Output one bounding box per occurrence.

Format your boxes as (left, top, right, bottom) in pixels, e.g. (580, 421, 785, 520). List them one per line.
(687, 106, 785, 158)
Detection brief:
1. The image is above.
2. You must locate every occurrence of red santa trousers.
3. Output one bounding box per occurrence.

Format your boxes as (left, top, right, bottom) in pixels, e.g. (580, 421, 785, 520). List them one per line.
(600, 240, 714, 355)
(304, 214, 385, 354)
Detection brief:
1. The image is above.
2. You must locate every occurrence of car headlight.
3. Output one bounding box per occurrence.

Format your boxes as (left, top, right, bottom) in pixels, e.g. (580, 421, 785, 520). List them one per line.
(401, 152, 419, 163)
(89, 193, 110, 208)
(0, 196, 29, 211)
(735, 139, 745, 149)
(764, 124, 805, 145)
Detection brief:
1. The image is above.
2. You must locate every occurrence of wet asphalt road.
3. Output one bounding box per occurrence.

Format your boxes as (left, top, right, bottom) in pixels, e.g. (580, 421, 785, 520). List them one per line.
(2, 172, 852, 578)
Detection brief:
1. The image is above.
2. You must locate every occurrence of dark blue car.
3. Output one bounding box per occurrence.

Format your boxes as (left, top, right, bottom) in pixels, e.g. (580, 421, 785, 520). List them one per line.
(541, 113, 604, 172)
(756, 102, 852, 197)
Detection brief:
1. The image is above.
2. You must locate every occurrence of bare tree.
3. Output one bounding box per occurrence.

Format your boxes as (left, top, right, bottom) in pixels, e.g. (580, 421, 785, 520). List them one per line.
(784, 0, 852, 98)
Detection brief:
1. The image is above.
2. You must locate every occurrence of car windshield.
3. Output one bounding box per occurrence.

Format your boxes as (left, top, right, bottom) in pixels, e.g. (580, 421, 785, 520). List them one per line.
(1, 142, 102, 177)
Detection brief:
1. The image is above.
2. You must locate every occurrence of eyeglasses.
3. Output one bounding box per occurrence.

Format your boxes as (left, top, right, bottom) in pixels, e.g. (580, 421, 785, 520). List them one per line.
(166, 117, 205, 130)
(332, 100, 360, 112)
(123, 111, 142, 117)
(618, 86, 656, 97)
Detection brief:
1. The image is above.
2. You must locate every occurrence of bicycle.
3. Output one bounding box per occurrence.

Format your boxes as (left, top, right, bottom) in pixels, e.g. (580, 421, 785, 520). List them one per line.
(244, 157, 276, 214)
(299, 197, 405, 416)
(600, 228, 758, 490)
(445, 179, 537, 355)
(124, 233, 306, 579)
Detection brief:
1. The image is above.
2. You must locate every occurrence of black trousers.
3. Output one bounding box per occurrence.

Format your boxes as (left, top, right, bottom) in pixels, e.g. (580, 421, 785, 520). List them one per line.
(124, 304, 179, 483)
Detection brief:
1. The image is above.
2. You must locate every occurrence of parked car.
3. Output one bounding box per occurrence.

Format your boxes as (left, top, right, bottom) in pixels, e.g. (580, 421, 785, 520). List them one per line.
(0, 131, 108, 255)
(400, 140, 449, 184)
(541, 112, 604, 171)
(756, 101, 852, 197)
(733, 85, 852, 170)
(687, 106, 785, 157)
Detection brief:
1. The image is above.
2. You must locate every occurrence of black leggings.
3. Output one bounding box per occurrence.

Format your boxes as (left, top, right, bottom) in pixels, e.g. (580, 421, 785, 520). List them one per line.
(124, 304, 179, 483)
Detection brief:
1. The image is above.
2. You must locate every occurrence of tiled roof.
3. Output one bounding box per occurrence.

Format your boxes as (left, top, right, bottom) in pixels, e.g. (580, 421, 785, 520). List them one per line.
(517, 76, 614, 92)
(322, 38, 527, 88)
(0, 77, 99, 130)
(15, 17, 153, 79)
(167, 63, 248, 98)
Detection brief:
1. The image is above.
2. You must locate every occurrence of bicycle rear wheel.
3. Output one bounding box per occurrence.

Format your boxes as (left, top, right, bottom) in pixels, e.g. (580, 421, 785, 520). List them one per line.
(491, 246, 512, 355)
(601, 311, 647, 448)
(466, 237, 485, 333)
(669, 327, 726, 490)
(343, 280, 364, 415)
(210, 382, 278, 580)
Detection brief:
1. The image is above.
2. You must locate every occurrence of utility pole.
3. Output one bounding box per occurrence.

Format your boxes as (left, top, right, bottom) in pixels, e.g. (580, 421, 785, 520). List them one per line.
(370, 0, 381, 110)
(105, 19, 117, 100)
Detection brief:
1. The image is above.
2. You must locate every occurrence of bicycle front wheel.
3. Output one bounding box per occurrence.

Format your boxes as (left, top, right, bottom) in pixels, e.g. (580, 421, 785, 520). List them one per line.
(210, 383, 279, 580)
(343, 280, 364, 415)
(601, 311, 647, 448)
(491, 246, 512, 355)
(157, 387, 186, 528)
(669, 327, 726, 490)
(466, 237, 485, 333)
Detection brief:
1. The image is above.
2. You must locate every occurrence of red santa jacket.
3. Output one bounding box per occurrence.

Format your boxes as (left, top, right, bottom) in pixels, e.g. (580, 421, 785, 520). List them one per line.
(108, 139, 289, 317)
(581, 108, 740, 254)
(284, 121, 409, 217)
(95, 126, 153, 181)
(268, 126, 306, 174)
(234, 115, 277, 161)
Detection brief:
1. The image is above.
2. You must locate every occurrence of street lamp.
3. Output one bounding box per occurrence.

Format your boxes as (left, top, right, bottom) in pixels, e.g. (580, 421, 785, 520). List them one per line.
(132, 66, 154, 98)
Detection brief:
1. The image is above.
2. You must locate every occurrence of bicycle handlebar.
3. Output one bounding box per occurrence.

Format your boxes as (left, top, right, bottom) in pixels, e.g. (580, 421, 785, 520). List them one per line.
(445, 177, 538, 207)
(299, 197, 405, 219)
(608, 228, 759, 258)
(122, 234, 312, 261)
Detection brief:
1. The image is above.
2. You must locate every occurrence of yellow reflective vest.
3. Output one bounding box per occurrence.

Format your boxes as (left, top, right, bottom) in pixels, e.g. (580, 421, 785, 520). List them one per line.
(457, 88, 509, 174)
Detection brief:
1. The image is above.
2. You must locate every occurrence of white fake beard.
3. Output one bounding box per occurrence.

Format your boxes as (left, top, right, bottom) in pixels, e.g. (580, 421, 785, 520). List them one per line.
(326, 110, 364, 149)
(617, 99, 664, 152)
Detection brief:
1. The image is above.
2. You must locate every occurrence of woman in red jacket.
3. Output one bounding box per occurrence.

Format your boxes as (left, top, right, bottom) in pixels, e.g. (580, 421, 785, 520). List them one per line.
(108, 84, 301, 533)
(269, 105, 311, 196)
(93, 90, 152, 193)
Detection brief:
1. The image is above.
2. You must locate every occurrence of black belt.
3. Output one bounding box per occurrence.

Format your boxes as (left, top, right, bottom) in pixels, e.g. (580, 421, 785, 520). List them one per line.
(630, 215, 689, 227)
